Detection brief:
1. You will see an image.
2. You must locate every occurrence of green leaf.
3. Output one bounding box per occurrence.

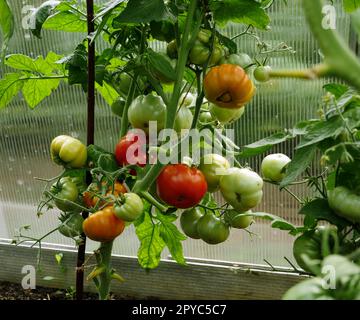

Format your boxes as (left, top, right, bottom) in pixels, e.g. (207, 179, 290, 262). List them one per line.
(239, 132, 292, 158)
(135, 212, 165, 269)
(29, 0, 60, 39)
(210, 0, 270, 29)
(296, 116, 345, 149)
(43, 11, 87, 33)
(55, 253, 63, 264)
(157, 213, 186, 266)
(113, 0, 170, 24)
(280, 144, 317, 188)
(0, 73, 24, 108)
(0, 0, 14, 62)
(6, 52, 64, 74)
(344, 0, 360, 12)
(244, 211, 300, 234)
(86, 145, 119, 172)
(95, 81, 120, 106)
(22, 77, 61, 109)
(323, 83, 349, 99)
(147, 49, 176, 82)
(299, 199, 351, 230)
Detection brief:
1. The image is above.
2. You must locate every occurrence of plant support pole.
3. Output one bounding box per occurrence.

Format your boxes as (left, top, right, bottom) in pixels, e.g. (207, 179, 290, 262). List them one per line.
(76, 0, 95, 300)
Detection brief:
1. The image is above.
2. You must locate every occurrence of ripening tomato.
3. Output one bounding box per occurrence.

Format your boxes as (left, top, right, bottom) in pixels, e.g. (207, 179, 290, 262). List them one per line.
(83, 181, 127, 209)
(261, 153, 291, 182)
(197, 212, 230, 244)
(83, 206, 125, 242)
(114, 131, 147, 167)
(204, 64, 255, 109)
(156, 164, 207, 209)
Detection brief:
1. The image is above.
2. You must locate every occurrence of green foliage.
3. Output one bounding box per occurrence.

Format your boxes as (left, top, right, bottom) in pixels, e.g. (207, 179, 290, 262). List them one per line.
(210, 0, 270, 29)
(29, 0, 60, 38)
(0, 0, 14, 62)
(343, 0, 360, 13)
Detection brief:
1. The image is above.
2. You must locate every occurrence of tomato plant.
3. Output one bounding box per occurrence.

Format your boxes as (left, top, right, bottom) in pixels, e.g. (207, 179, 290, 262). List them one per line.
(261, 153, 291, 182)
(7, 0, 360, 302)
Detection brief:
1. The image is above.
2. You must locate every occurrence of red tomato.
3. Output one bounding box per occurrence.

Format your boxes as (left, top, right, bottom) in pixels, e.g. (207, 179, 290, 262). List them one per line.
(156, 164, 208, 209)
(115, 130, 147, 171)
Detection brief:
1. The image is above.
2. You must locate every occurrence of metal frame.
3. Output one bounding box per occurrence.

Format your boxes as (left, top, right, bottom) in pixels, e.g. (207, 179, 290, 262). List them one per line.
(0, 239, 305, 300)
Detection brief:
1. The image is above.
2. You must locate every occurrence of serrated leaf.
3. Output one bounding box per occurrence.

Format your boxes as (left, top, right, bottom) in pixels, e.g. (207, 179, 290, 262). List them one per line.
(29, 0, 60, 39)
(43, 11, 87, 33)
(157, 213, 186, 266)
(0, 0, 14, 63)
(299, 199, 351, 230)
(296, 116, 345, 149)
(244, 211, 300, 234)
(135, 212, 165, 269)
(323, 83, 349, 99)
(210, 0, 270, 30)
(22, 77, 61, 109)
(5, 54, 37, 72)
(113, 0, 170, 24)
(280, 144, 317, 188)
(0, 73, 24, 108)
(239, 132, 292, 158)
(95, 81, 119, 105)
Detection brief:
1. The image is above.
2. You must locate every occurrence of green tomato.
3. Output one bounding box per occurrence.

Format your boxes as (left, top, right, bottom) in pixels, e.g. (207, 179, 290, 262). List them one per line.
(174, 106, 193, 133)
(197, 212, 230, 245)
(59, 213, 84, 238)
(50, 135, 87, 168)
(261, 153, 291, 182)
(180, 208, 204, 239)
(166, 40, 178, 59)
(199, 154, 230, 192)
(220, 53, 253, 69)
(209, 103, 245, 124)
(111, 97, 125, 117)
(179, 92, 195, 108)
(113, 193, 144, 222)
(328, 186, 360, 223)
(219, 167, 263, 211)
(189, 41, 223, 66)
(128, 94, 166, 134)
(253, 65, 272, 82)
(198, 111, 214, 124)
(116, 73, 146, 97)
(50, 177, 80, 212)
(197, 29, 212, 43)
(293, 226, 340, 274)
(224, 210, 253, 229)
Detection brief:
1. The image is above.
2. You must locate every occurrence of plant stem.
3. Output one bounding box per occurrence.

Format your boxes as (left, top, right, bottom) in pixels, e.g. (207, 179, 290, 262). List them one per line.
(132, 0, 200, 193)
(140, 191, 168, 212)
(119, 75, 137, 138)
(268, 64, 330, 80)
(77, 0, 95, 301)
(302, 0, 360, 91)
(95, 241, 114, 300)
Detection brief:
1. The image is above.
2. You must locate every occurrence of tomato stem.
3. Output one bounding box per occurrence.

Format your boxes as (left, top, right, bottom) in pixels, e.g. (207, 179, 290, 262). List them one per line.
(94, 240, 114, 300)
(140, 191, 168, 213)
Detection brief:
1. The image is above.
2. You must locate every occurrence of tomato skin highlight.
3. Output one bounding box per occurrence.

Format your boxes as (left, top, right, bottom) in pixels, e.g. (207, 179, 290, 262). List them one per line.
(156, 164, 208, 209)
(83, 206, 125, 242)
(204, 64, 255, 109)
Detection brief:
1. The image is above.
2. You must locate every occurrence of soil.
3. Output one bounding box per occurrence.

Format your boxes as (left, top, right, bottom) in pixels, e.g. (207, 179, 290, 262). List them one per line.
(0, 281, 141, 300)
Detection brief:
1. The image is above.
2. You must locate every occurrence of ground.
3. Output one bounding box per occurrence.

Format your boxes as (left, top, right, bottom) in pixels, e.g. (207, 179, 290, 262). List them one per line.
(0, 281, 141, 300)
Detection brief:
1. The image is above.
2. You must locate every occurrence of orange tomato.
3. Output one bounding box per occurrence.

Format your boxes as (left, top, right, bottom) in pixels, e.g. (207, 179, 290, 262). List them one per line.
(83, 206, 125, 242)
(204, 64, 255, 109)
(83, 181, 127, 208)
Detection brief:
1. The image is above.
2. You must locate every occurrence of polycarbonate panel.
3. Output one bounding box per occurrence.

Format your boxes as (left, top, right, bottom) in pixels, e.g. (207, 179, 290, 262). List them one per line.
(0, 1, 351, 267)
